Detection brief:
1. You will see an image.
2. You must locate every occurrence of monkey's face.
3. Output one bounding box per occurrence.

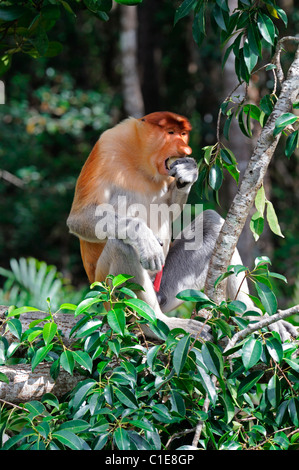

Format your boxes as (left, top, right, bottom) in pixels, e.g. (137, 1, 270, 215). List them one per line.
(139, 112, 192, 177)
(157, 128, 192, 176)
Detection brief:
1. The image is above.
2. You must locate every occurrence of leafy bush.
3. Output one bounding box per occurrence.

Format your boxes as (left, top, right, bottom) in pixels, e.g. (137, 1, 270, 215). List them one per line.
(0, 266, 298, 450)
(0, 257, 85, 311)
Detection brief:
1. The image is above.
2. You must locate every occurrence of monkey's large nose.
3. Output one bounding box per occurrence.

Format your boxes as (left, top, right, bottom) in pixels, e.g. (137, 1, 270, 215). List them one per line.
(179, 144, 192, 155)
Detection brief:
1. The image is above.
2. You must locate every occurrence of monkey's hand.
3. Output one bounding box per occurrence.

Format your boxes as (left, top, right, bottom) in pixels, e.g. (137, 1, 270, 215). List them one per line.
(125, 221, 165, 272)
(168, 157, 198, 189)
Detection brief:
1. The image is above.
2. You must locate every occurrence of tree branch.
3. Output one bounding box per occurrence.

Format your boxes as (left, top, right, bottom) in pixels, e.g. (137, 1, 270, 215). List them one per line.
(0, 364, 84, 404)
(224, 304, 299, 352)
(205, 40, 299, 304)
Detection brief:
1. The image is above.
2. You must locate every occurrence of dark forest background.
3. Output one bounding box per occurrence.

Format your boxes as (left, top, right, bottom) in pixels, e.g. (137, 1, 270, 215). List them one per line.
(0, 0, 298, 311)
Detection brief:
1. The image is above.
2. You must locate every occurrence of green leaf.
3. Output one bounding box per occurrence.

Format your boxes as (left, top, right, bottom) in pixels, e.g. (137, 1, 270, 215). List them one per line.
(276, 401, 289, 426)
(213, 3, 228, 31)
(114, 386, 138, 409)
(7, 318, 22, 341)
(247, 22, 262, 57)
(25, 401, 46, 417)
(243, 40, 258, 73)
(267, 374, 281, 408)
(74, 319, 103, 338)
(250, 211, 264, 241)
(214, 271, 234, 288)
(238, 107, 252, 138)
(255, 281, 277, 315)
(237, 370, 264, 396)
(0, 6, 25, 21)
(6, 306, 40, 318)
(113, 427, 131, 450)
(284, 358, 299, 374)
(59, 419, 90, 433)
(268, 271, 287, 283)
(107, 308, 126, 336)
(220, 147, 236, 165)
(0, 372, 9, 384)
(257, 13, 276, 45)
(202, 342, 224, 378)
(219, 393, 234, 423)
(192, 7, 206, 47)
(176, 289, 213, 304)
(174, 0, 197, 25)
(266, 337, 283, 363)
(124, 298, 156, 324)
(74, 297, 102, 317)
(255, 186, 266, 214)
(59, 303, 77, 311)
(30, 26, 49, 56)
(260, 94, 275, 116)
(273, 113, 298, 137)
(60, 350, 75, 375)
(266, 200, 284, 238)
(170, 390, 186, 416)
(42, 322, 57, 346)
(196, 365, 217, 405)
(285, 130, 299, 159)
(288, 398, 299, 427)
(147, 344, 161, 369)
(72, 350, 93, 373)
(69, 379, 96, 410)
(52, 430, 84, 450)
(254, 256, 271, 267)
(209, 164, 223, 191)
(227, 300, 247, 314)
(31, 344, 53, 371)
(223, 112, 234, 140)
(112, 273, 134, 288)
(93, 433, 109, 450)
(273, 431, 289, 450)
(173, 334, 191, 377)
(242, 337, 262, 370)
(214, 318, 232, 338)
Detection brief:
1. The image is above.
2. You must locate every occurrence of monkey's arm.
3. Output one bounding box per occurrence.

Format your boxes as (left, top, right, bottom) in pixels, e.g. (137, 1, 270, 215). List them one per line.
(67, 204, 165, 272)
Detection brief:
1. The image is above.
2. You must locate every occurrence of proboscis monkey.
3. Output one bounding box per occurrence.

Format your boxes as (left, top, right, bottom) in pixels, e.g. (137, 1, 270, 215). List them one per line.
(67, 111, 297, 341)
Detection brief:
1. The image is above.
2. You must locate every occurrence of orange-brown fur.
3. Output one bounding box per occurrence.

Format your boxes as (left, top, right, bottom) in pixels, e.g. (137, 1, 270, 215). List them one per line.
(69, 111, 192, 283)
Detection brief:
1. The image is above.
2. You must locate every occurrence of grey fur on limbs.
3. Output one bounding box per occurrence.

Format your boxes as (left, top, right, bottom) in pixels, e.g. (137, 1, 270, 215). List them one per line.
(98, 209, 298, 342)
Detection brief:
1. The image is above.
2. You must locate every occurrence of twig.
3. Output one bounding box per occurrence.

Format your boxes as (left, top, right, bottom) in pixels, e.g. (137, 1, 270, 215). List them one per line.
(224, 304, 299, 352)
(165, 427, 196, 449)
(192, 375, 217, 447)
(0, 169, 24, 188)
(272, 36, 299, 84)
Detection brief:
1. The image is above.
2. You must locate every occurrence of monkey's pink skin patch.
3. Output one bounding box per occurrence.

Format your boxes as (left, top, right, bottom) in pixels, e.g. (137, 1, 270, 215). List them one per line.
(153, 266, 164, 292)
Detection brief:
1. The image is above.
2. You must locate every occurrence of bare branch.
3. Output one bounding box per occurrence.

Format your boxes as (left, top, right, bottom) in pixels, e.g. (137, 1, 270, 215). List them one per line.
(205, 42, 299, 304)
(0, 169, 24, 188)
(272, 36, 299, 84)
(224, 304, 299, 352)
(0, 364, 84, 404)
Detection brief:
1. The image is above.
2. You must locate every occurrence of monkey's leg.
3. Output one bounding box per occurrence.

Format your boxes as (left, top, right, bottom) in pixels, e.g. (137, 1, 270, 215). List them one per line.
(158, 210, 298, 341)
(95, 239, 212, 340)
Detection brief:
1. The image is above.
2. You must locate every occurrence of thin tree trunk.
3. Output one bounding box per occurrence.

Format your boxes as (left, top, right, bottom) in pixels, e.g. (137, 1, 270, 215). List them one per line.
(119, 5, 144, 117)
(205, 42, 299, 304)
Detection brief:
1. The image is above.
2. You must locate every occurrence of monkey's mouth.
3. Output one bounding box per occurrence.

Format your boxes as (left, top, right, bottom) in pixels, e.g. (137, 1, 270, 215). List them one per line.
(165, 156, 181, 170)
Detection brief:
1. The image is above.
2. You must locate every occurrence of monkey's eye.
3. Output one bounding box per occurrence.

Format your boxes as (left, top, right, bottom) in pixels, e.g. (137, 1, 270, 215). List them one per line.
(168, 130, 174, 134)
(181, 132, 186, 136)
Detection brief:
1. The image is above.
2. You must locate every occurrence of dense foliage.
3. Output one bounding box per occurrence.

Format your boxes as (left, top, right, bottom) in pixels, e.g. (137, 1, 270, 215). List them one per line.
(1, 266, 299, 450)
(0, 0, 298, 452)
